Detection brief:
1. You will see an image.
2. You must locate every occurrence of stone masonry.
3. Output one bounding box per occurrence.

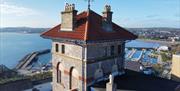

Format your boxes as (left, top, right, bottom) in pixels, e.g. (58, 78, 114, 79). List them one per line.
(41, 3, 137, 91)
(52, 40, 125, 91)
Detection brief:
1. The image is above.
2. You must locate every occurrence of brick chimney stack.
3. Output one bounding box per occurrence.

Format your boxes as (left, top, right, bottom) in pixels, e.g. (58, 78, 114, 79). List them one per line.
(102, 5, 113, 32)
(103, 5, 113, 23)
(61, 3, 78, 31)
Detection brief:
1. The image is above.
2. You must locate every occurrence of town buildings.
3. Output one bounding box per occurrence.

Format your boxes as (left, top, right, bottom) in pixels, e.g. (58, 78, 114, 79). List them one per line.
(41, 3, 137, 91)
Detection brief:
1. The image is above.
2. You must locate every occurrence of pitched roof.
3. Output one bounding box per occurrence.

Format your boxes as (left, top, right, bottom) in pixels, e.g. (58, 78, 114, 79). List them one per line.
(41, 10, 137, 41)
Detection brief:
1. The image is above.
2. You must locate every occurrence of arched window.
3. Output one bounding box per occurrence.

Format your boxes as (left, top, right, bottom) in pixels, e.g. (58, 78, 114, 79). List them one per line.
(69, 67, 78, 90)
(56, 62, 64, 83)
(56, 62, 61, 83)
(57, 69, 61, 83)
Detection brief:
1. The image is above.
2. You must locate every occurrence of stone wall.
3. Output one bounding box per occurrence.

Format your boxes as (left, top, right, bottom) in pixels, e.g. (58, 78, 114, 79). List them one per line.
(61, 12, 74, 30)
(86, 57, 123, 86)
(86, 41, 125, 88)
(52, 41, 84, 91)
(52, 42, 83, 60)
(52, 54, 84, 91)
(52, 40, 125, 91)
(61, 3, 77, 31)
(86, 41, 123, 59)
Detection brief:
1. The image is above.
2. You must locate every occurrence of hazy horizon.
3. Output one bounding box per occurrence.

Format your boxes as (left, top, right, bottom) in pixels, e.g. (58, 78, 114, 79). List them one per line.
(1, 26, 180, 29)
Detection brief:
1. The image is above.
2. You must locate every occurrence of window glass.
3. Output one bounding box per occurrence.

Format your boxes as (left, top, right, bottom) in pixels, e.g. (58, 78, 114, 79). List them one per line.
(55, 44, 59, 52)
(62, 45, 65, 54)
(111, 45, 114, 56)
(118, 45, 122, 54)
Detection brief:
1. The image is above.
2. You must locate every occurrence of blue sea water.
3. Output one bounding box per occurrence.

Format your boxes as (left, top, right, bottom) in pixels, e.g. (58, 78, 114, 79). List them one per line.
(0, 33, 160, 68)
(0, 33, 52, 68)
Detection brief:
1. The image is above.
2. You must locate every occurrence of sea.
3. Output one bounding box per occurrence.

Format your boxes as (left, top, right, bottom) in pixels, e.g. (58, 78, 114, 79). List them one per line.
(0, 33, 52, 68)
(0, 32, 160, 69)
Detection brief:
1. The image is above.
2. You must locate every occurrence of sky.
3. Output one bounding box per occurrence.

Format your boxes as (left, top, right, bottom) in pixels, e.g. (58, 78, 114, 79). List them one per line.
(0, 0, 180, 28)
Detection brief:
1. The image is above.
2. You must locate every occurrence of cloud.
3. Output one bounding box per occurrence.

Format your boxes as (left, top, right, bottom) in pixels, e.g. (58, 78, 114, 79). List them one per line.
(0, 2, 39, 16)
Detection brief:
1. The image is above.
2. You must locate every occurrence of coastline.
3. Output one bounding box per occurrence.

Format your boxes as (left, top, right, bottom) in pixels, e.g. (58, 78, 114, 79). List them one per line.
(137, 39, 180, 46)
(0, 32, 41, 34)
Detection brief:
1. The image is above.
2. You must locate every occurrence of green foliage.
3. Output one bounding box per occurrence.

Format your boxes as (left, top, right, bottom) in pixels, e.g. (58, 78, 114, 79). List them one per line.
(0, 65, 24, 84)
(151, 37, 161, 40)
(0, 76, 25, 84)
(0, 71, 52, 84)
(160, 53, 171, 62)
(28, 71, 52, 81)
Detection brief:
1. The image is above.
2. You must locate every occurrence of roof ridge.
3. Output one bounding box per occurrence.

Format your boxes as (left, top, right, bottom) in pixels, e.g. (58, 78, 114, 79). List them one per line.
(113, 22, 137, 38)
(77, 11, 87, 16)
(84, 10, 90, 41)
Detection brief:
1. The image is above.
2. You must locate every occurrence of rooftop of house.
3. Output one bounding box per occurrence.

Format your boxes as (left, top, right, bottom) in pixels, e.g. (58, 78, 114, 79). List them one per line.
(92, 70, 180, 91)
(124, 61, 144, 72)
(41, 9, 137, 41)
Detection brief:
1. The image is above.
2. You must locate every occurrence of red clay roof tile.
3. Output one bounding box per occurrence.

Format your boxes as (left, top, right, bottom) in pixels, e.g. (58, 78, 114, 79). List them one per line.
(41, 10, 137, 41)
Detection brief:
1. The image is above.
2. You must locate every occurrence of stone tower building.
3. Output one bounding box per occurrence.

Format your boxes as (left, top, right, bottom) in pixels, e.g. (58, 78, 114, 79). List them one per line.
(41, 3, 137, 91)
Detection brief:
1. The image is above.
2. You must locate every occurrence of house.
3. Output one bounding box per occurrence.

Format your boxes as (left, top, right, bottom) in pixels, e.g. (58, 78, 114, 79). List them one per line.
(41, 3, 137, 91)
